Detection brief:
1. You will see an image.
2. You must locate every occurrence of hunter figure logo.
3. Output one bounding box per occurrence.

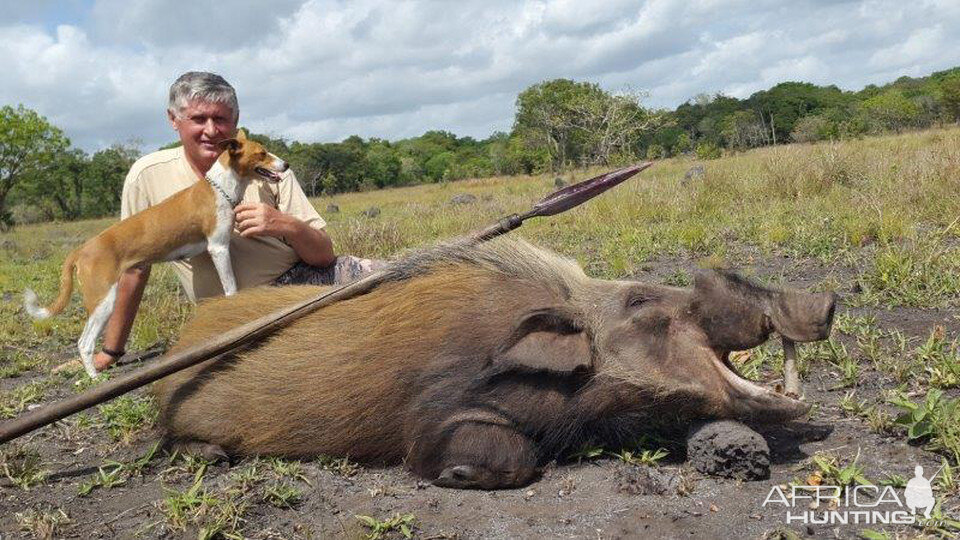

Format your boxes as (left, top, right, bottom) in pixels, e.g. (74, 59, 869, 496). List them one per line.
(904, 465, 935, 519)
(763, 463, 942, 526)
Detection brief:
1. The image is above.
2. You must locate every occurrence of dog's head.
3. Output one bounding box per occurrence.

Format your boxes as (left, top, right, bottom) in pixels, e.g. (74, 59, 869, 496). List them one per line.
(218, 129, 288, 182)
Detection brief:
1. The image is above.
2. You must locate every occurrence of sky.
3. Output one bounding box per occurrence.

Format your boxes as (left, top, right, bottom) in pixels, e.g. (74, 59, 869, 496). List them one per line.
(2, 0, 960, 153)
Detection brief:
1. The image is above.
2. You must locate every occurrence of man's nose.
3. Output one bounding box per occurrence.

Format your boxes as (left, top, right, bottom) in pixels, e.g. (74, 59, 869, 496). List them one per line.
(202, 119, 218, 136)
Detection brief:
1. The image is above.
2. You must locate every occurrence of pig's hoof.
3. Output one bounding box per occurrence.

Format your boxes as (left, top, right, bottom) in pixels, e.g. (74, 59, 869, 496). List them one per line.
(434, 465, 482, 488)
(167, 440, 230, 463)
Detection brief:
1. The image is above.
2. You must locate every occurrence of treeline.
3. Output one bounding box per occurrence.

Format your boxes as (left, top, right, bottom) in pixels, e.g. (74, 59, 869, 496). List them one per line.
(3, 66, 960, 226)
(249, 65, 960, 193)
(658, 66, 960, 158)
(0, 104, 140, 228)
(246, 131, 523, 197)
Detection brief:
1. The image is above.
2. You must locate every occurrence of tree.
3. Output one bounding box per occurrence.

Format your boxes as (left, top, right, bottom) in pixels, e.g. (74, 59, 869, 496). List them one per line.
(286, 141, 326, 196)
(423, 151, 456, 182)
(513, 79, 658, 170)
(722, 110, 768, 149)
(23, 148, 88, 220)
(575, 90, 662, 165)
(940, 77, 960, 122)
(82, 144, 139, 217)
(746, 82, 847, 142)
(484, 132, 521, 176)
(0, 105, 69, 228)
(674, 93, 741, 144)
(790, 115, 832, 143)
(513, 79, 606, 170)
(861, 90, 921, 133)
(364, 140, 402, 188)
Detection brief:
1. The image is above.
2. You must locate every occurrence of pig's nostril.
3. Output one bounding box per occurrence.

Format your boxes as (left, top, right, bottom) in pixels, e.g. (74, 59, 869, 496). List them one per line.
(823, 294, 837, 326)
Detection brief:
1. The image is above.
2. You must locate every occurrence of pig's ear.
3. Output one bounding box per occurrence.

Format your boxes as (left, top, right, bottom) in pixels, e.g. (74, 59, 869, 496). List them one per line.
(496, 308, 592, 373)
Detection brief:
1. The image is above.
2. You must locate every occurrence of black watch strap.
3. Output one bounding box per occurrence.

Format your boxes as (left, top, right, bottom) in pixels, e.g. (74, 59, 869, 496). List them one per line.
(101, 347, 125, 359)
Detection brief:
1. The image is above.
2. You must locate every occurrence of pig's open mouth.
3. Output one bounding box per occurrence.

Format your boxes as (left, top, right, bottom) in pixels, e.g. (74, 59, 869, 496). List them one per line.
(255, 167, 283, 181)
(713, 350, 809, 421)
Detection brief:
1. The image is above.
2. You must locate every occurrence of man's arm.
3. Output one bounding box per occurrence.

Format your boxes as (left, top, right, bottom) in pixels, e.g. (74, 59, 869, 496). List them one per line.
(93, 265, 150, 370)
(282, 218, 336, 267)
(234, 203, 336, 267)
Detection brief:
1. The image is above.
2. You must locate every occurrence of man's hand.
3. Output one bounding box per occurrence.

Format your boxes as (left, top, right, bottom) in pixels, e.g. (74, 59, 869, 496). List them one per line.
(235, 202, 291, 238)
(234, 202, 336, 267)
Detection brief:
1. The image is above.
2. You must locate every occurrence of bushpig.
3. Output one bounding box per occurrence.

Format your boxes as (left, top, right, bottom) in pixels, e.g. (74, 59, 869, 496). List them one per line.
(154, 238, 835, 489)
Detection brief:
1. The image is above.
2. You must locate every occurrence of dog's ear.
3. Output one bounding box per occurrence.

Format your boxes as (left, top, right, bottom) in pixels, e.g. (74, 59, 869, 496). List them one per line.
(219, 138, 241, 154)
(235, 128, 247, 141)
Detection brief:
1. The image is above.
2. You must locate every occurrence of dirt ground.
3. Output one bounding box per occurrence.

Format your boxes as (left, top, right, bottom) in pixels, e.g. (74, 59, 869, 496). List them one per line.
(2, 253, 958, 539)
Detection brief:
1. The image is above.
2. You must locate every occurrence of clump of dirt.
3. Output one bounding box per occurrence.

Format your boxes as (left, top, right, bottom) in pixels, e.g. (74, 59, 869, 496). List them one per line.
(616, 466, 682, 495)
(687, 420, 770, 480)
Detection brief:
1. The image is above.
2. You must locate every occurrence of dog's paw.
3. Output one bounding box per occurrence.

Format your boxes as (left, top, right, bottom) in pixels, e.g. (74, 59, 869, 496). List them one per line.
(51, 359, 84, 375)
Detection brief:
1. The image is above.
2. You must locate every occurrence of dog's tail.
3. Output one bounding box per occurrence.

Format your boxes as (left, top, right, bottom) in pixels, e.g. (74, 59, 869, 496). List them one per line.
(24, 248, 80, 319)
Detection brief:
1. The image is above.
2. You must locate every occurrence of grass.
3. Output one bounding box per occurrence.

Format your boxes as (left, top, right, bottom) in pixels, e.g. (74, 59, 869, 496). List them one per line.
(310, 129, 960, 281)
(15, 507, 71, 539)
(0, 218, 192, 365)
(355, 513, 417, 540)
(891, 389, 960, 464)
(567, 437, 669, 467)
(154, 454, 316, 536)
(914, 326, 960, 389)
(0, 348, 43, 377)
(806, 451, 873, 489)
(262, 481, 303, 508)
(158, 465, 247, 540)
(2, 129, 958, 373)
(856, 235, 960, 308)
(316, 454, 362, 477)
(97, 394, 158, 443)
(0, 379, 52, 418)
(78, 441, 159, 496)
(1, 127, 959, 535)
(265, 456, 310, 483)
(1, 445, 49, 490)
(837, 392, 897, 436)
(610, 447, 669, 467)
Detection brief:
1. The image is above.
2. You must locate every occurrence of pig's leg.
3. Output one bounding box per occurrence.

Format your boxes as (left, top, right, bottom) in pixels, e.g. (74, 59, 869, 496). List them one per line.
(164, 438, 230, 463)
(418, 419, 539, 489)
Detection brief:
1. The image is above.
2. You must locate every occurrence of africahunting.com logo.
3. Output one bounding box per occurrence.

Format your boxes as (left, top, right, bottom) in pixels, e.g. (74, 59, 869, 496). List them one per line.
(763, 464, 942, 526)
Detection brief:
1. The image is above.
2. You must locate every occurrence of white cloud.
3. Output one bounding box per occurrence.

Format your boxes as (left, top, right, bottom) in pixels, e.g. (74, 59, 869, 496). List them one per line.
(1, 0, 960, 152)
(869, 25, 946, 71)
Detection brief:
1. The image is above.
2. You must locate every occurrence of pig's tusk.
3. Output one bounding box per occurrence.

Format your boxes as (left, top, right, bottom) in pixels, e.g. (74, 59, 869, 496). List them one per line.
(782, 337, 802, 399)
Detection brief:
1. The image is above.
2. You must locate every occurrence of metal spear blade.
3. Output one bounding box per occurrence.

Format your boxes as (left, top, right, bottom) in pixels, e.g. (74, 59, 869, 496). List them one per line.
(525, 162, 654, 218)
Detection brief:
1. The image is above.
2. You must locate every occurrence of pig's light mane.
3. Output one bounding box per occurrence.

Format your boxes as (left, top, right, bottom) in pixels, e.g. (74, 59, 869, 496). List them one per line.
(381, 237, 587, 298)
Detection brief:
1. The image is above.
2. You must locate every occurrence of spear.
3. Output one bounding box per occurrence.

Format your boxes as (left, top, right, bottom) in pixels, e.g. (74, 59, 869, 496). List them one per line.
(0, 162, 654, 444)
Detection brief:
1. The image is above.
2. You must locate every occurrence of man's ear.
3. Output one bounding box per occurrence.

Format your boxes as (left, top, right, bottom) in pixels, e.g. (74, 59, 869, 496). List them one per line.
(496, 308, 592, 374)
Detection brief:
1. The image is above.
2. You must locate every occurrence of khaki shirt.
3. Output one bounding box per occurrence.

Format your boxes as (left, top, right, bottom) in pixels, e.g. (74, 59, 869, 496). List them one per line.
(121, 146, 325, 301)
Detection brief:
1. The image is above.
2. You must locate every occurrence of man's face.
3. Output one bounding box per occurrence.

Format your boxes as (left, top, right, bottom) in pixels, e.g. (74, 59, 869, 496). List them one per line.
(168, 100, 238, 171)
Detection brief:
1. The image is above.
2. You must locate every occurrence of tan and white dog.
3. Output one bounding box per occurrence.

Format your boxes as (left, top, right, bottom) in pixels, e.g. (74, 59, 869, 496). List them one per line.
(24, 130, 287, 378)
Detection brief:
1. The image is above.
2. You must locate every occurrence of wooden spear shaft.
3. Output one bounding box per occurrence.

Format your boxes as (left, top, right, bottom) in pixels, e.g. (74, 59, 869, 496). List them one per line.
(0, 163, 653, 445)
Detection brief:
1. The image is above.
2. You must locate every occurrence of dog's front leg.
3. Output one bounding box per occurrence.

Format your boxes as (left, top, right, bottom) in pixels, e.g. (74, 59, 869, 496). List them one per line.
(208, 244, 237, 296)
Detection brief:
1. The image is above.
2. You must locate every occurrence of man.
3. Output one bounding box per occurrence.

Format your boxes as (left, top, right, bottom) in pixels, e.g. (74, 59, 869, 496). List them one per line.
(87, 71, 377, 373)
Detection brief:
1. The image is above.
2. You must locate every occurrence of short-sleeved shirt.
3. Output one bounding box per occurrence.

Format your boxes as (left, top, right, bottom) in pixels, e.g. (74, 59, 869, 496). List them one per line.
(121, 146, 325, 301)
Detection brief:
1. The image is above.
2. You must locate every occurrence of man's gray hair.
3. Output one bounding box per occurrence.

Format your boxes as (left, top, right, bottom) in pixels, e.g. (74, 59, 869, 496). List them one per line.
(168, 71, 239, 122)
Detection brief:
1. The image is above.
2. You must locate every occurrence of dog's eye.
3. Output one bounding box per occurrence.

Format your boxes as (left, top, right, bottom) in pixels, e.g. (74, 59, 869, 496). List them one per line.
(626, 294, 651, 308)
